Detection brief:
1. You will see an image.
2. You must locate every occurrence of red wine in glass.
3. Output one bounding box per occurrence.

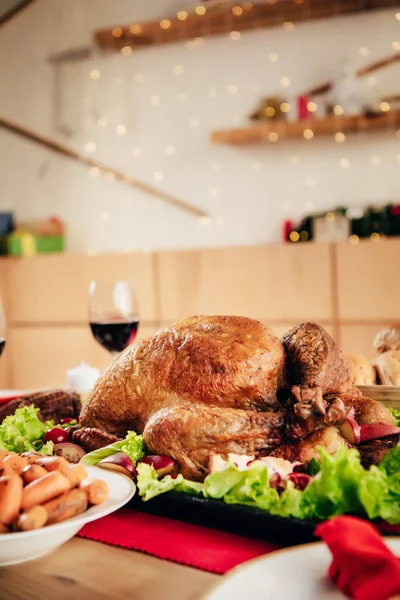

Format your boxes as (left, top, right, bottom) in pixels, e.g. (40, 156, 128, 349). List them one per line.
(90, 319, 139, 354)
(89, 281, 139, 357)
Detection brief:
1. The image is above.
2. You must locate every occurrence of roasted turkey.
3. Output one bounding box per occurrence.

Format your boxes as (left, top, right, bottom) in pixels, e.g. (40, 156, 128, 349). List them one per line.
(76, 316, 397, 480)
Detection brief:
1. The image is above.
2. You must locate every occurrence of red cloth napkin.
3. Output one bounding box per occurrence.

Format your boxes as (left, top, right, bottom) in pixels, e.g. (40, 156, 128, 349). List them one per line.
(315, 516, 400, 600)
(77, 508, 281, 574)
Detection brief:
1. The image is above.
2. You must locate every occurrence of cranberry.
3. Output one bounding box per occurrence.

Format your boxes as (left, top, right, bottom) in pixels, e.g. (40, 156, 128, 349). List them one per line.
(43, 427, 69, 445)
(59, 417, 73, 424)
(288, 472, 311, 491)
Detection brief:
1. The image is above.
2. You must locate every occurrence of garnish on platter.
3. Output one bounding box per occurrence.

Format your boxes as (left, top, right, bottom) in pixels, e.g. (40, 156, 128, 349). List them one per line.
(0, 406, 55, 455)
(81, 427, 400, 525)
(340, 407, 400, 445)
(0, 405, 84, 462)
(99, 452, 138, 478)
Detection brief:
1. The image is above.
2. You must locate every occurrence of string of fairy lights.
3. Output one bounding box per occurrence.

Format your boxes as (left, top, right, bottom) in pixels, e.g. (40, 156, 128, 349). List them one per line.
(78, 2, 400, 239)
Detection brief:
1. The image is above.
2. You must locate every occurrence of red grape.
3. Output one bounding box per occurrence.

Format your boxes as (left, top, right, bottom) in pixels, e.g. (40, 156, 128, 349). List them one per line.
(53, 442, 86, 463)
(59, 417, 73, 424)
(44, 427, 69, 444)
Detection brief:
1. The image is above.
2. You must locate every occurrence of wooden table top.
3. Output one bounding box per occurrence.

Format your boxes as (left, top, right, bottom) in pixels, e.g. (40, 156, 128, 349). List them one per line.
(0, 538, 219, 600)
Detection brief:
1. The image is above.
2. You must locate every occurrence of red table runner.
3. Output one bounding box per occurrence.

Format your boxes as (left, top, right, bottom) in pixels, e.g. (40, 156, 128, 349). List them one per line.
(76, 509, 400, 575)
(77, 508, 281, 574)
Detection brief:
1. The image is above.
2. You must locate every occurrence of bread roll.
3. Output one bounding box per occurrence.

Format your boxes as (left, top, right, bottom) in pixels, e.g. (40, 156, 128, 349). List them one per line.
(373, 329, 400, 354)
(346, 355, 376, 386)
(374, 350, 400, 386)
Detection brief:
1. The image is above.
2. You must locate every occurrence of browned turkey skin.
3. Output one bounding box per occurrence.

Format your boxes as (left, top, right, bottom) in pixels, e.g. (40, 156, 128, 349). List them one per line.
(77, 317, 397, 480)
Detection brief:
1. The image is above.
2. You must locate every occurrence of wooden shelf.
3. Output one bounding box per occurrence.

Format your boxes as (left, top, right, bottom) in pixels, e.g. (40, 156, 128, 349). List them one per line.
(211, 111, 400, 145)
(93, 0, 395, 51)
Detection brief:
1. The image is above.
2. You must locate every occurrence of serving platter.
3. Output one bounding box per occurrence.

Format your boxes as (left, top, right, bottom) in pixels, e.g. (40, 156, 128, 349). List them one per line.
(127, 492, 400, 546)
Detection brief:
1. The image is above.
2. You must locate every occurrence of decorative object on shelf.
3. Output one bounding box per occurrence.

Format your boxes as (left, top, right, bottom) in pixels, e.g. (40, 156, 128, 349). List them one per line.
(0, 212, 14, 256)
(313, 213, 351, 243)
(351, 205, 392, 240)
(215, 51, 400, 145)
(212, 110, 400, 145)
(282, 220, 294, 243)
(7, 216, 65, 256)
(327, 63, 367, 116)
(297, 96, 310, 121)
(286, 204, 400, 244)
(311, 54, 399, 118)
(249, 96, 288, 122)
(0, 212, 14, 235)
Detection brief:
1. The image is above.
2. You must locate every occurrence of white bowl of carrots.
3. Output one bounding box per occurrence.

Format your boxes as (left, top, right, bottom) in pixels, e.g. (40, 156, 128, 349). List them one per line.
(0, 452, 136, 566)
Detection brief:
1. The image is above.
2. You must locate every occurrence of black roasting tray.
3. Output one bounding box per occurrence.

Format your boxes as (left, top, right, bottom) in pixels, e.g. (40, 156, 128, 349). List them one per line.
(126, 493, 400, 547)
(127, 492, 319, 546)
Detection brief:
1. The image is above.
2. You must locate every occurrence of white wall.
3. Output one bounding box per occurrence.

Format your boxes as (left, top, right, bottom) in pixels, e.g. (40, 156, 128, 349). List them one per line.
(0, 0, 399, 253)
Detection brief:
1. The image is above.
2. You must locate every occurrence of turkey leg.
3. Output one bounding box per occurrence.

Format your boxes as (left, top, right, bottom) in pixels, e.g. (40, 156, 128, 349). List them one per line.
(282, 322, 359, 438)
(143, 404, 284, 481)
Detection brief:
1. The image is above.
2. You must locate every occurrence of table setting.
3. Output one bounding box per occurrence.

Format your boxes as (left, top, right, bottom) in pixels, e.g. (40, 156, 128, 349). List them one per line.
(1, 283, 400, 599)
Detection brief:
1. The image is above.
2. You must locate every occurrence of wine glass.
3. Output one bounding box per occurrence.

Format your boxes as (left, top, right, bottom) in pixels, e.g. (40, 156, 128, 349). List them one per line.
(0, 296, 5, 358)
(89, 281, 140, 357)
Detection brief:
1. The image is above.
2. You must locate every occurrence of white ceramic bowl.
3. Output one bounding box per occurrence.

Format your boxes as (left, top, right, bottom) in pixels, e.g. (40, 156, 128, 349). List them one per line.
(358, 385, 400, 411)
(0, 465, 136, 566)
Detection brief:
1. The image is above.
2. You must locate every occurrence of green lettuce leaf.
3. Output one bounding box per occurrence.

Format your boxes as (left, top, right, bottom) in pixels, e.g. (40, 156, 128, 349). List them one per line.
(380, 471, 400, 524)
(272, 482, 305, 519)
(203, 463, 246, 499)
(295, 445, 400, 524)
(204, 460, 280, 512)
(0, 405, 53, 455)
(81, 430, 145, 466)
(137, 463, 203, 501)
(298, 446, 378, 520)
(223, 463, 274, 509)
(378, 443, 400, 476)
(388, 407, 400, 427)
(135, 442, 400, 524)
(357, 465, 388, 519)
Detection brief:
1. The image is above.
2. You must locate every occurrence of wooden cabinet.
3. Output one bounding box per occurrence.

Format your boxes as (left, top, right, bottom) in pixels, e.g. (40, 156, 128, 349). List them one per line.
(335, 239, 400, 322)
(1, 239, 399, 388)
(158, 243, 333, 323)
(6, 253, 156, 324)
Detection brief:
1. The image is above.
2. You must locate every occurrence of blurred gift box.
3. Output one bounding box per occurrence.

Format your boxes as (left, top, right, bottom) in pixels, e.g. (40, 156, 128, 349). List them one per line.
(6, 216, 64, 256)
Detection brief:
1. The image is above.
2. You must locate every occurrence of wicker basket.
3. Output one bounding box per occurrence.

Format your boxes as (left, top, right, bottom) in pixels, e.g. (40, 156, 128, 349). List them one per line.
(358, 385, 400, 411)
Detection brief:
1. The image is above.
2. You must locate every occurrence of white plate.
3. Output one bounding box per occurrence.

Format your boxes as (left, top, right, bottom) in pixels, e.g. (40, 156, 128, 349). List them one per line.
(0, 390, 28, 399)
(203, 539, 400, 600)
(0, 465, 136, 566)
